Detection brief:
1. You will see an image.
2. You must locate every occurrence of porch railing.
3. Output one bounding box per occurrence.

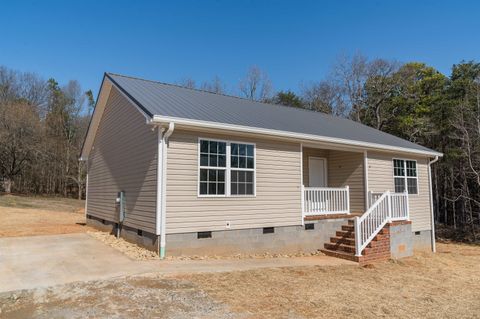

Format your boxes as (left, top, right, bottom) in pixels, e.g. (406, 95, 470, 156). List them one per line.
(354, 190, 409, 256)
(367, 191, 383, 208)
(303, 186, 350, 216)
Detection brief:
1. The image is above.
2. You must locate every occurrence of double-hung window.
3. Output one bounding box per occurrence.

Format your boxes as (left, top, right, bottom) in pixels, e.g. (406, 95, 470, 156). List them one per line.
(199, 139, 255, 196)
(199, 140, 227, 195)
(230, 143, 255, 195)
(393, 159, 418, 194)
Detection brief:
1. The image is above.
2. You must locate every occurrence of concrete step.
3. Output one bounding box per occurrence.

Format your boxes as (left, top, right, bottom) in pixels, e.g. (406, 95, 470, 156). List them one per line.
(320, 249, 359, 262)
(324, 243, 356, 253)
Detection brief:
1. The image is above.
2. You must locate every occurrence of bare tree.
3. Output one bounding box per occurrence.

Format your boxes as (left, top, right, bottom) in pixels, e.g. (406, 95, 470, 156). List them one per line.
(200, 76, 226, 94)
(301, 80, 346, 116)
(177, 77, 196, 89)
(363, 59, 402, 129)
(0, 102, 41, 193)
(331, 53, 370, 121)
(239, 66, 272, 101)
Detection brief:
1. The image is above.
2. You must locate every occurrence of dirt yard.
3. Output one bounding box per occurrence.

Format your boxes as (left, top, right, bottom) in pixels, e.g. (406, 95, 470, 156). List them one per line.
(1, 195, 479, 318)
(0, 194, 91, 237)
(1, 243, 479, 318)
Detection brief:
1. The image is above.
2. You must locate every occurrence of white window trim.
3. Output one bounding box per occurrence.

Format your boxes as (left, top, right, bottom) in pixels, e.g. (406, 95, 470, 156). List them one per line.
(393, 158, 419, 195)
(197, 137, 256, 198)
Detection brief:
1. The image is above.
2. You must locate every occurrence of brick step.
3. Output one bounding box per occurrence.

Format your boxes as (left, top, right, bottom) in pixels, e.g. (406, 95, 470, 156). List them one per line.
(320, 249, 359, 262)
(348, 220, 355, 226)
(343, 224, 390, 236)
(336, 230, 355, 238)
(341, 225, 354, 232)
(324, 243, 356, 253)
(329, 236, 388, 248)
(330, 236, 355, 245)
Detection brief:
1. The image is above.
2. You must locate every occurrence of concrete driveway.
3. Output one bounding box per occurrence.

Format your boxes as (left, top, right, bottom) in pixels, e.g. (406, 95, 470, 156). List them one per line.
(0, 233, 154, 293)
(0, 233, 355, 293)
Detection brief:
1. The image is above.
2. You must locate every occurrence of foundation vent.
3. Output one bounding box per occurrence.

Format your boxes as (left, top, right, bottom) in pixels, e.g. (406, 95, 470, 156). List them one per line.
(263, 227, 274, 234)
(305, 223, 315, 230)
(198, 231, 212, 239)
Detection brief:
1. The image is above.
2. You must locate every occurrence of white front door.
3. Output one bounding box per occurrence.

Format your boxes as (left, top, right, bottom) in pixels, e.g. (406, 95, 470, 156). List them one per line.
(308, 157, 327, 187)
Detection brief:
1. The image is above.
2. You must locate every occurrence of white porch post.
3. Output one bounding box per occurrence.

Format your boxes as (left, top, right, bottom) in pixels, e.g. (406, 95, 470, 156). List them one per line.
(354, 216, 361, 257)
(363, 150, 369, 211)
(405, 190, 410, 221)
(346, 185, 350, 214)
(386, 190, 392, 222)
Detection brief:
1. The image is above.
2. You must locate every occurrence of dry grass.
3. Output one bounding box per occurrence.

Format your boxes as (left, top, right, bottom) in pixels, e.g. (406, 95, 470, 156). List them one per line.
(180, 243, 480, 319)
(0, 194, 91, 237)
(0, 243, 478, 318)
(0, 194, 479, 318)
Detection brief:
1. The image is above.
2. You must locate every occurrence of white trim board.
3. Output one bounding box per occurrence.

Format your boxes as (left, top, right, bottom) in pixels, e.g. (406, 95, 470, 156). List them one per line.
(152, 115, 443, 158)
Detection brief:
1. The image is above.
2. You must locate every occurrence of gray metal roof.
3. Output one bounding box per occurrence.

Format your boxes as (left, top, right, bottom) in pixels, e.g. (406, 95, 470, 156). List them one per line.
(106, 73, 440, 156)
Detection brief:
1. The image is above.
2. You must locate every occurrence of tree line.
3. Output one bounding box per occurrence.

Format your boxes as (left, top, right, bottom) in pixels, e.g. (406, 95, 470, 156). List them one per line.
(0, 67, 93, 198)
(180, 55, 480, 240)
(1, 55, 479, 240)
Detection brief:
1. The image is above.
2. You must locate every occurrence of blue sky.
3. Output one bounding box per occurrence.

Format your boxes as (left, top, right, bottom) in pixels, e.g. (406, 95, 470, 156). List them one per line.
(1, 0, 479, 97)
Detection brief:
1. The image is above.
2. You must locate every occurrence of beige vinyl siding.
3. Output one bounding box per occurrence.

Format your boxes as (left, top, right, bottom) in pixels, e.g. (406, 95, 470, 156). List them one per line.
(166, 130, 302, 234)
(367, 151, 432, 231)
(87, 87, 157, 233)
(328, 150, 365, 213)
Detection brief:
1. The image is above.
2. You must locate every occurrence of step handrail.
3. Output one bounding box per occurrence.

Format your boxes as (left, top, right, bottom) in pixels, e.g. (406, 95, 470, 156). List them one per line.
(354, 191, 391, 257)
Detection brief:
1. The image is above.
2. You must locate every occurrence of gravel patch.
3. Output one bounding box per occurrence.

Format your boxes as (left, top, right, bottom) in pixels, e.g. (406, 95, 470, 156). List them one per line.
(88, 230, 325, 261)
(87, 231, 160, 260)
(0, 275, 242, 319)
(165, 251, 325, 261)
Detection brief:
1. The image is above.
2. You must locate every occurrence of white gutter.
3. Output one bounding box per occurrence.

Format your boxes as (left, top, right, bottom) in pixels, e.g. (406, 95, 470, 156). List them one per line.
(152, 115, 443, 158)
(428, 155, 439, 253)
(156, 122, 174, 259)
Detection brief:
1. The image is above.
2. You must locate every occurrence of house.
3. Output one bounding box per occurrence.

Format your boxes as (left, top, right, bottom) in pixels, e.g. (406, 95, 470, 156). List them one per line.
(80, 73, 442, 263)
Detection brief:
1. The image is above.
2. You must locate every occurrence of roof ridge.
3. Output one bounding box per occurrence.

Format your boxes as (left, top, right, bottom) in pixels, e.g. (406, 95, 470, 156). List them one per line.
(105, 72, 343, 120)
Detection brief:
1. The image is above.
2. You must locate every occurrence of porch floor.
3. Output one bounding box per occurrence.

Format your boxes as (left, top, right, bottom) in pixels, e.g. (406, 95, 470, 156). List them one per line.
(304, 212, 363, 221)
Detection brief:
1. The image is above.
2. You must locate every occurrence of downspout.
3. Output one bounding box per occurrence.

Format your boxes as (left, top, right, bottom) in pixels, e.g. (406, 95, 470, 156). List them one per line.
(85, 170, 89, 219)
(428, 156, 439, 253)
(156, 122, 174, 259)
(155, 127, 165, 238)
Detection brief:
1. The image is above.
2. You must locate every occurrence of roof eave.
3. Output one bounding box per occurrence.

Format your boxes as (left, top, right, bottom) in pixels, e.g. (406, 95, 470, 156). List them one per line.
(152, 115, 443, 158)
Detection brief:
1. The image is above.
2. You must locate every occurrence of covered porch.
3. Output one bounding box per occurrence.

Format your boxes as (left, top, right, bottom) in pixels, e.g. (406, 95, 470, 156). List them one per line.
(301, 145, 411, 262)
(301, 146, 367, 218)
